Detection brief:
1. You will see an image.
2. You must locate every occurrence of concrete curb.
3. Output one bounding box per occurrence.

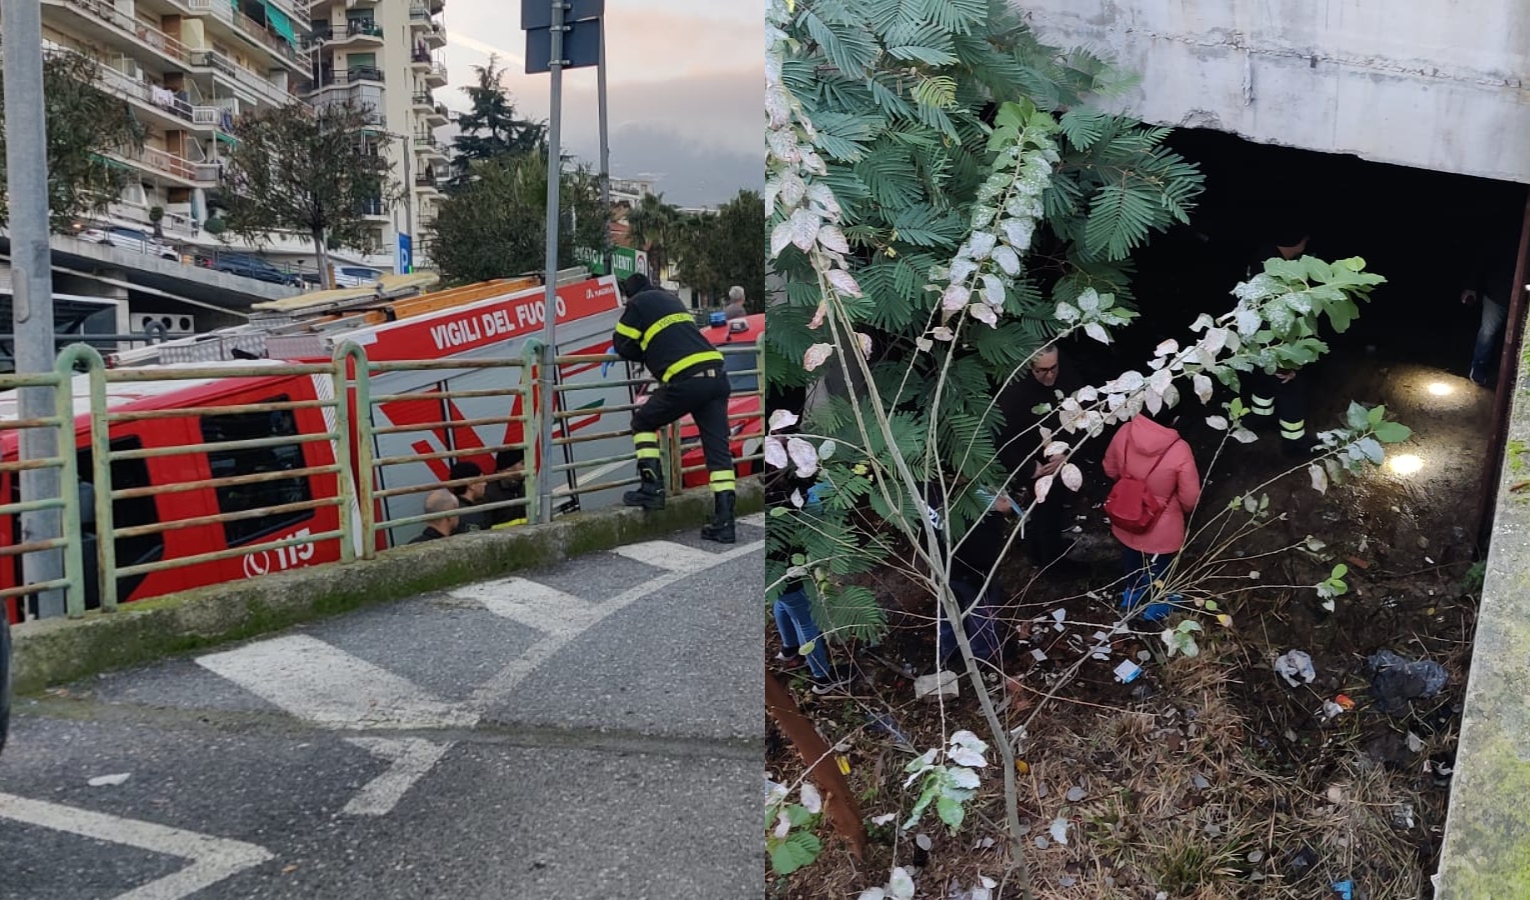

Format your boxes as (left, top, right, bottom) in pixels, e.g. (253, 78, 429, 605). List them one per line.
(10, 482, 761, 695)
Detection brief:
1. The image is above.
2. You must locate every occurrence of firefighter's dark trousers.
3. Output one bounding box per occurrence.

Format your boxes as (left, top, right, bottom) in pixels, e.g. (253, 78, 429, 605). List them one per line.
(631, 365, 735, 492)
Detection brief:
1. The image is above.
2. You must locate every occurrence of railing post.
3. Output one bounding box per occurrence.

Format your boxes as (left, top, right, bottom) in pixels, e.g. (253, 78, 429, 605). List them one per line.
(521, 339, 542, 525)
(329, 343, 360, 565)
(54, 344, 104, 618)
(334, 341, 376, 560)
(86, 349, 116, 611)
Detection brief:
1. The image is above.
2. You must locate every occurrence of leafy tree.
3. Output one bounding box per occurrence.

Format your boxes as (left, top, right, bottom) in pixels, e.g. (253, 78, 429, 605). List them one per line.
(430, 152, 605, 284)
(449, 55, 546, 187)
(673, 189, 766, 310)
(623, 192, 686, 277)
(0, 53, 143, 232)
(218, 99, 395, 289)
(762, 1, 1408, 892)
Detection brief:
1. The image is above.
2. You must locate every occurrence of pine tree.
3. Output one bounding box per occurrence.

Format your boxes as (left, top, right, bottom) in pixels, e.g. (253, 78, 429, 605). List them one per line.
(449, 56, 546, 187)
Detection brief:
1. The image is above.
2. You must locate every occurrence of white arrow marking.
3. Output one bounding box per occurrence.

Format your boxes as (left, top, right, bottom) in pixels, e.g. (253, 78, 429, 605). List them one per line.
(341, 737, 454, 816)
(196, 635, 476, 730)
(737, 512, 767, 528)
(0, 792, 272, 900)
(610, 540, 728, 574)
(450, 578, 595, 636)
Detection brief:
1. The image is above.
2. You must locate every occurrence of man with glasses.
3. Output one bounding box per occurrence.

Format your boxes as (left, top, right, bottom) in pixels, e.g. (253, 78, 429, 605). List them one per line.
(997, 344, 1089, 577)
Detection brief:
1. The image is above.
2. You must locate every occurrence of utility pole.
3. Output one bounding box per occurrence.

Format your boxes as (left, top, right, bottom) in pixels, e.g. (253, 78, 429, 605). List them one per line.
(536, 0, 566, 524)
(3, 0, 65, 617)
(524, 0, 602, 524)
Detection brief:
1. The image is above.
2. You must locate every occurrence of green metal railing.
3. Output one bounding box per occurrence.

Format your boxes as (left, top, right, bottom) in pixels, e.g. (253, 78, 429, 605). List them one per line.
(0, 338, 764, 621)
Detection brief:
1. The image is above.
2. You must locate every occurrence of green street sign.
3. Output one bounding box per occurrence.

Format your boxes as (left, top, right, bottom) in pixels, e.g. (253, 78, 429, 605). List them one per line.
(580, 246, 648, 280)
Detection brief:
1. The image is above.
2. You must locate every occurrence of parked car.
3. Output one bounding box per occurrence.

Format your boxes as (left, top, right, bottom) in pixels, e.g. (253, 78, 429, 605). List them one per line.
(206, 253, 304, 288)
(297, 267, 385, 289)
(334, 266, 384, 288)
(80, 225, 178, 261)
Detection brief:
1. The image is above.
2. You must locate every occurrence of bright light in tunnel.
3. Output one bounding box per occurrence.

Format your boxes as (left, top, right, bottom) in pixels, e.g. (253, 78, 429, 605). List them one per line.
(1387, 454, 1424, 476)
(1428, 382, 1454, 396)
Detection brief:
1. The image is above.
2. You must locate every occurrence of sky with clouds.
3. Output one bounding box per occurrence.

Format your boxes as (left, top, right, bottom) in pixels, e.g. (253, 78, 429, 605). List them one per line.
(439, 1, 762, 207)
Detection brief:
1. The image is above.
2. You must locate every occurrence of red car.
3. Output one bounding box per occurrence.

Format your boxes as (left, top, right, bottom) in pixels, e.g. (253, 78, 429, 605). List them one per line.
(634, 312, 764, 488)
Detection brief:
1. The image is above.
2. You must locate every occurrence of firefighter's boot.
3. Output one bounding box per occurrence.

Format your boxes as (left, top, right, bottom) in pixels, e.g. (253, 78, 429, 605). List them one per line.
(700, 489, 736, 544)
(623, 459, 666, 510)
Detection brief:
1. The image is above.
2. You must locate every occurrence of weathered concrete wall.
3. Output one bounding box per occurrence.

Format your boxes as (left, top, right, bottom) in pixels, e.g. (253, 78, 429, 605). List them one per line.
(1018, 0, 1530, 183)
(1436, 366, 1530, 894)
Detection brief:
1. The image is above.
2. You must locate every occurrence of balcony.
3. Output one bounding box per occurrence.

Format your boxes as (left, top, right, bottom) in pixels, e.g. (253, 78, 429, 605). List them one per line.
(332, 18, 385, 45)
(178, 0, 305, 69)
(412, 138, 449, 164)
(43, 0, 194, 70)
(423, 61, 447, 87)
(421, 21, 447, 49)
(112, 144, 221, 187)
(357, 197, 388, 220)
(408, 3, 432, 24)
(190, 49, 299, 108)
(426, 102, 449, 127)
(411, 91, 433, 111)
(91, 60, 229, 134)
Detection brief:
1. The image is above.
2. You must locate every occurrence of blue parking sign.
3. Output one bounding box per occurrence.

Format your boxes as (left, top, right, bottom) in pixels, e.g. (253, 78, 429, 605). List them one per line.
(397, 233, 412, 275)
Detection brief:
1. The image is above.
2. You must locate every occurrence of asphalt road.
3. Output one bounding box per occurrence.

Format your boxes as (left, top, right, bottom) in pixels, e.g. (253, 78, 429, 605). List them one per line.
(0, 516, 765, 900)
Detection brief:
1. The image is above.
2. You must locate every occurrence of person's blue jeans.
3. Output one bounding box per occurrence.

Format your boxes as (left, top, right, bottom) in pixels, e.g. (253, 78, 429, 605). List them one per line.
(936, 579, 1002, 667)
(1472, 296, 1507, 386)
(773, 587, 832, 679)
(1121, 547, 1175, 621)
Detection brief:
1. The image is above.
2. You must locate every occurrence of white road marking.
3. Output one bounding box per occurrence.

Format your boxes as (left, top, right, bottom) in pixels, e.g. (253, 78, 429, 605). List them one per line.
(0, 792, 272, 900)
(196, 635, 477, 731)
(468, 539, 765, 713)
(341, 738, 454, 817)
(450, 578, 595, 636)
(610, 539, 729, 574)
(737, 512, 767, 528)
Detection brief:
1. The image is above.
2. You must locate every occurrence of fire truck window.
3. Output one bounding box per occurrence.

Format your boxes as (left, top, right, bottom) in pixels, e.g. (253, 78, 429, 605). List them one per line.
(76, 438, 164, 605)
(723, 345, 758, 393)
(200, 400, 313, 547)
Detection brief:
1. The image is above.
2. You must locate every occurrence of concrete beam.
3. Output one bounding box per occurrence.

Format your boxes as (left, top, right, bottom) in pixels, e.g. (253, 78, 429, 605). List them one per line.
(1018, 0, 1530, 184)
(8, 481, 761, 695)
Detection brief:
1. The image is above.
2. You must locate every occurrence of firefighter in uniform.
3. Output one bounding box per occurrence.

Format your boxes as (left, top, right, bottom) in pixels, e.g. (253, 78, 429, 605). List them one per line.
(613, 273, 738, 543)
(1247, 225, 1317, 458)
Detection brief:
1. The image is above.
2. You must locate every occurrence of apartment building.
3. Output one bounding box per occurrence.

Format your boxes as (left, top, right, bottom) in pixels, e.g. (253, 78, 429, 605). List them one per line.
(38, 0, 311, 243)
(306, 0, 450, 270)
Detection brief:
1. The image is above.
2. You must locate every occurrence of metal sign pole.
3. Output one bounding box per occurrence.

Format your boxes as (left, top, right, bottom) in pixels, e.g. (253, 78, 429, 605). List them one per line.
(3, 0, 64, 616)
(536, 0, 566, 525)
(597, 16, 611, 277)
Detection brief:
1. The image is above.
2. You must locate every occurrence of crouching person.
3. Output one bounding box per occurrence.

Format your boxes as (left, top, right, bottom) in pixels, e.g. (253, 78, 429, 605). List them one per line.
(924, 480, 1013, 670)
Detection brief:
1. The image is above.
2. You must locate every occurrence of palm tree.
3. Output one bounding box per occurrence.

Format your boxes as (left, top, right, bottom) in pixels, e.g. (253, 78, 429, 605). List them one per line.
(623, 192, 684, 280)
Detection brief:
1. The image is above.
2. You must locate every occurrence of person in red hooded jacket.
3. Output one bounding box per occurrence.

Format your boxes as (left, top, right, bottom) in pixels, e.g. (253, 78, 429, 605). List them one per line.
(1102, 403, 1202, 621)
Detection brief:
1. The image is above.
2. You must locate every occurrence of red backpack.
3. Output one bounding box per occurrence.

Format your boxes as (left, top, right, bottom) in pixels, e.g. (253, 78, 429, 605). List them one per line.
(1104, 430, 1182, 534)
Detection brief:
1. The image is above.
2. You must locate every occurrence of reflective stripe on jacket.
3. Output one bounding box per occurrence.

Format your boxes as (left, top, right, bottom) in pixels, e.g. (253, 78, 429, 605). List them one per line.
(612, 289, 723, 382)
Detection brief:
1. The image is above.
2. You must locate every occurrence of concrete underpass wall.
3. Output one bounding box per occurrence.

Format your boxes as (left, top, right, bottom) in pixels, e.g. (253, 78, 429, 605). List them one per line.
(1017, 0, 1530, 184)
(1437, 351, 1530, 896)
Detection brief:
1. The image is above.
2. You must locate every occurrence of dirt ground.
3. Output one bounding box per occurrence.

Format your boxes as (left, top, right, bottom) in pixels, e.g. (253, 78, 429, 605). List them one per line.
(766, 353, 1493, 899)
